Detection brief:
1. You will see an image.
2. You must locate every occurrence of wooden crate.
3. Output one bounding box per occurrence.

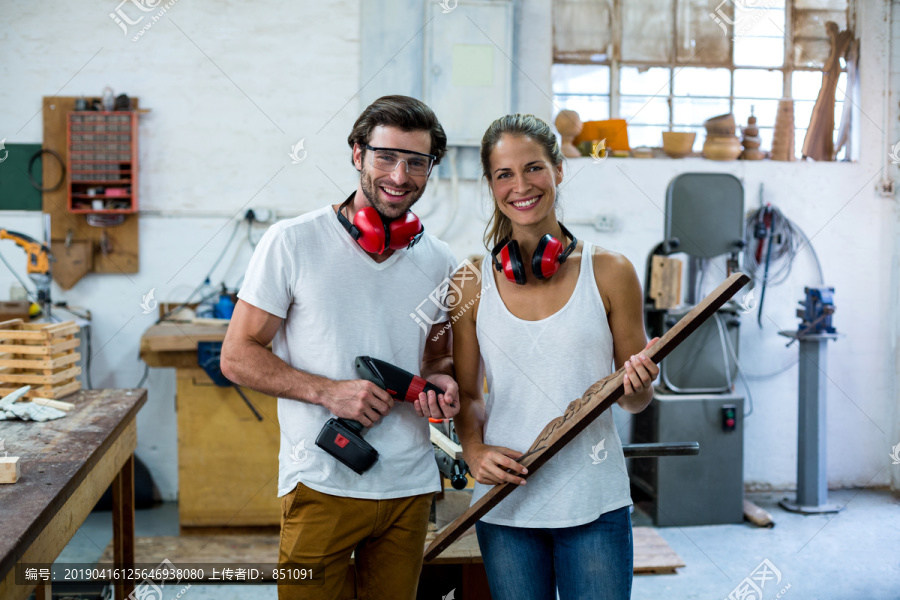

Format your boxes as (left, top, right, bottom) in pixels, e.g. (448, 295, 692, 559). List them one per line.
(0, 319, 82, 399)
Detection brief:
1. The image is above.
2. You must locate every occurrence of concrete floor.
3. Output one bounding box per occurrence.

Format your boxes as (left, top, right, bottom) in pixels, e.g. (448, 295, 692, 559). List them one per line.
(632, 489, 900, 600)
(50, 489, 900, 599)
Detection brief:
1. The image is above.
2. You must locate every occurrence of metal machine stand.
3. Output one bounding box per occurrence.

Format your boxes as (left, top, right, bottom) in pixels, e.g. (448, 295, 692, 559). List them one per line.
(777, 331, 842, 514)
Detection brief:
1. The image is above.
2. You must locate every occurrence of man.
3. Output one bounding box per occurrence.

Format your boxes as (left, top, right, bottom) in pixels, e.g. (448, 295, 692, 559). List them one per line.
(221, 95, 460, 600)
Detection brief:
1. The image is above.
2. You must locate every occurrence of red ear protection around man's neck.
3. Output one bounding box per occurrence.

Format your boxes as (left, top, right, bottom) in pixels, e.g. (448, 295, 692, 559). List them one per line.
(491, 223, 577, 285)
(336, 195, 424, 254)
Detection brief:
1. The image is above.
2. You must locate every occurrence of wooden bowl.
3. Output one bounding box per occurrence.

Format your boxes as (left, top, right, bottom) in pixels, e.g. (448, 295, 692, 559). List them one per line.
(662, 132, 696, 158)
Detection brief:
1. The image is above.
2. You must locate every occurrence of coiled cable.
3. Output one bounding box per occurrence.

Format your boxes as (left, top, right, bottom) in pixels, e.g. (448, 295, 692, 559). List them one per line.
(743, 205, 824, 287)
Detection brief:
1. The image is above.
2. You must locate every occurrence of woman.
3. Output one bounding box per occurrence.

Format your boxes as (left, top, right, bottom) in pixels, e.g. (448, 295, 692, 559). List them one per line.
(451, 114, 659, 600)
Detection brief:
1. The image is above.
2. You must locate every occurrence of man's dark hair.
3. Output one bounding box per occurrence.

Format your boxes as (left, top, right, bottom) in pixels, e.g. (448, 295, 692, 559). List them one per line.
(348, 95, 447, 166)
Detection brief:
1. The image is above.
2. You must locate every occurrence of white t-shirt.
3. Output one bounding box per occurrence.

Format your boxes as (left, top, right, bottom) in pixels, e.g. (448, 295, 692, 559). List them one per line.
(237, 204, 457, 499)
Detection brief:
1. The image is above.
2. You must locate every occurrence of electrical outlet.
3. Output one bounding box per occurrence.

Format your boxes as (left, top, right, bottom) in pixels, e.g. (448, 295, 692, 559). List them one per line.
(593, 214, 617, 233)
(878, 179, 895, 197)
(247, 208, 275, 223)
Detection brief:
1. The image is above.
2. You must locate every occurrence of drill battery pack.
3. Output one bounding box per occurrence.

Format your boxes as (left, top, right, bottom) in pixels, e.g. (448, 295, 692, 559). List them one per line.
(315, 417, 379, 475)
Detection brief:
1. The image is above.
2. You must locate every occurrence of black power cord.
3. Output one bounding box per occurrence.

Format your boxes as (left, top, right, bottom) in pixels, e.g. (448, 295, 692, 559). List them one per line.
(743, 205, 824, 290)
(28, 148, 66, 192)
(156, 216, 247, 323)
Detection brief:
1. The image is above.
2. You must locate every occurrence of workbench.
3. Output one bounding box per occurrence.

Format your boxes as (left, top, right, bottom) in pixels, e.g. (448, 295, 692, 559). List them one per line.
(0, 388, 146, 600)
(140, 322, 281, 527)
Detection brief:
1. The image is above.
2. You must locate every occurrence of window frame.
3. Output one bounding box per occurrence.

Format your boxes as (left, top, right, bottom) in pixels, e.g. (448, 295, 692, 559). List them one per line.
(551, 0, 855, 158)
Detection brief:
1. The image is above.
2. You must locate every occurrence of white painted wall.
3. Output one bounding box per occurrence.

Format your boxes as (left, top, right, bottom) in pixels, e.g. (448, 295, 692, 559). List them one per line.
(1, 0, 362, 500)
(0, 0, 897, 499)
(888, 0, 900, 494)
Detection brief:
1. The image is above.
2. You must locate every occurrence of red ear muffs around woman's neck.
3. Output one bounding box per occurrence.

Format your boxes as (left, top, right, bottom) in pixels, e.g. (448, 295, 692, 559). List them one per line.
(491, 223, 577, 285)
(336, 195, 424, 254)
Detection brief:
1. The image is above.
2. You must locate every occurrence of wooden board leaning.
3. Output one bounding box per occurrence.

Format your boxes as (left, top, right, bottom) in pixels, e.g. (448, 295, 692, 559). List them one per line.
(424, 272, 751, 562)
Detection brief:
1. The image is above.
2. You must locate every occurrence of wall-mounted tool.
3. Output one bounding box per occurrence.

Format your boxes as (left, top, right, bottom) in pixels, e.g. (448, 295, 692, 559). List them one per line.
(753, 203, 775, 327)
(742, 197, 826, 329)
(42, 96, 144, 289)
(0, 225, 53, 317)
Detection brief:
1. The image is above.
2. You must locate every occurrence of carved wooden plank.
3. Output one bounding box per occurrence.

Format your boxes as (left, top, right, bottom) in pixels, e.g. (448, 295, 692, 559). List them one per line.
(424, 272, 750, 562)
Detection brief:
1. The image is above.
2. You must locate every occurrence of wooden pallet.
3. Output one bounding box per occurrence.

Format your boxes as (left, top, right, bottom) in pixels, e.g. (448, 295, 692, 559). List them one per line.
(0, 319, 82, 399)
(633, 527, 685, 574)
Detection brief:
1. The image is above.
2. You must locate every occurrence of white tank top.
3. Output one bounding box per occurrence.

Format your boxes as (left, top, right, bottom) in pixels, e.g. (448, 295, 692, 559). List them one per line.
(472, 241, 632, 527)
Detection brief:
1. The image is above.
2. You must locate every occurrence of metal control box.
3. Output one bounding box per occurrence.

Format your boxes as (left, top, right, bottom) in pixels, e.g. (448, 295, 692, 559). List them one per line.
(631, 390, 744, 526)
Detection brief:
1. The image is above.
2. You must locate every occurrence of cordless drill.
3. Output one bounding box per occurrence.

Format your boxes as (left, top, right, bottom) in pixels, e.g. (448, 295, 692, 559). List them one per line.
(315, 356, 445, 475)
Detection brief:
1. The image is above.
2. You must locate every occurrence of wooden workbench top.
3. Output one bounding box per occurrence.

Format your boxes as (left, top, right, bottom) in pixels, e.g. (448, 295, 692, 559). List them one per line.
(140, 322, 229, 353)
(0, 388, 147, 582)
(140, 322, 232, 368)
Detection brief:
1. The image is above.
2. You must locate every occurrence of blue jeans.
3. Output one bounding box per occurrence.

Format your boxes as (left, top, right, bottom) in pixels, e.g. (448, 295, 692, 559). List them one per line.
(475, 506, 633, 600)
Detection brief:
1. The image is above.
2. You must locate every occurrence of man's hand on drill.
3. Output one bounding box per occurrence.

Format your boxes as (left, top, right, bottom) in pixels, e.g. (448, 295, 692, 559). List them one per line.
(315, 379, 394, 427)
(414, 374, 460, 420)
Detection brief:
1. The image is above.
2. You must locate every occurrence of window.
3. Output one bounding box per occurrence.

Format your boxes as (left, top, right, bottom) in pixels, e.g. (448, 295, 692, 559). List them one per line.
(552, 0, 854, 159)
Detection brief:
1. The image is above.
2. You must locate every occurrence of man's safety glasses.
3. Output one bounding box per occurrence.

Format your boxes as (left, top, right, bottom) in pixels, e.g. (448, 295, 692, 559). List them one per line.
(364, 144, 436, 177)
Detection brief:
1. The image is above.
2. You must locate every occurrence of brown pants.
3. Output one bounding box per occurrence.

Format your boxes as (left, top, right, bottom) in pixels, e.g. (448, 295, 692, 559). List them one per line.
(278, 481, 433, 600)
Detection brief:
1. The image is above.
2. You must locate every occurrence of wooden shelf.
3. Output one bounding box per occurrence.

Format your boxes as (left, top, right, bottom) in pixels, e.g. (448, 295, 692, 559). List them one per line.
(68, 208, 136, 214)
(69, 179, 132, 184)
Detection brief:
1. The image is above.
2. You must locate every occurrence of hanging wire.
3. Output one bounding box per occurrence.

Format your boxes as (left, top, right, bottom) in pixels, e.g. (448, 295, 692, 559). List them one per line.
(736, 204, 823, 380)
(696, 257, 710, 300)
(743, 205, 825, 287)
(157, 217, 245, 322)
(136, 362, 150, 388)
(83, 324, 93, 390)
(716, 313, 755, 417)
(0, 248, 41, 306)
(742, 356, 800, 380)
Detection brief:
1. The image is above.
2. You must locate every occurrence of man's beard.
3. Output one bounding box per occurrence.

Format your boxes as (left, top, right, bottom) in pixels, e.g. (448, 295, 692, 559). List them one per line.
(359, 164, 427, 220)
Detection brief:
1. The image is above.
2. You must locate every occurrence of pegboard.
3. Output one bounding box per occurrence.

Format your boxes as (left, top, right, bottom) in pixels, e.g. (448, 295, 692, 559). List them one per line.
(42, 97, 139, 287)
